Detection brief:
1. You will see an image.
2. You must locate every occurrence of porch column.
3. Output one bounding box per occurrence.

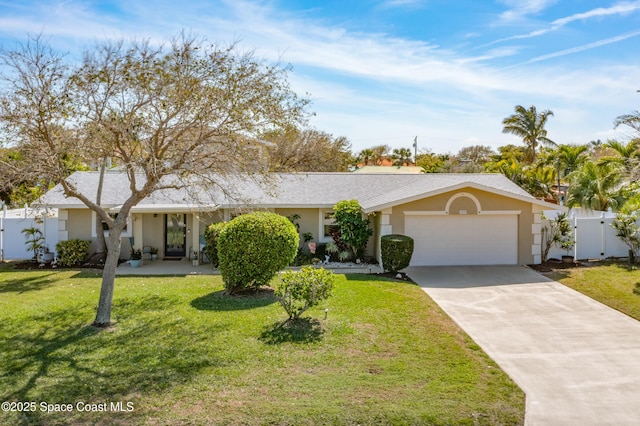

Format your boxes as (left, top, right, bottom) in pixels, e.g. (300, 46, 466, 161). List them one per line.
(377, 208, 393, 266)
(531, 209, 542, 264)
(133, 213, 143, 251)
(191, 212, 200, 265)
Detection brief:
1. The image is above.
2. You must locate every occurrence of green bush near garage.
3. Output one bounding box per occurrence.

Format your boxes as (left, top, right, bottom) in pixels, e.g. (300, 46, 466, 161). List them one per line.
(381, 234, 414, 273)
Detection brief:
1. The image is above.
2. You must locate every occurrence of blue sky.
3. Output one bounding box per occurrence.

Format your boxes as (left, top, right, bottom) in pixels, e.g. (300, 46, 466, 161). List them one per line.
(1, 0, 639, 154)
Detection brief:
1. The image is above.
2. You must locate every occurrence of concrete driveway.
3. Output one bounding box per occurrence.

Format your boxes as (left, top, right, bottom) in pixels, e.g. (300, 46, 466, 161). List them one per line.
(406, 265, 640, 426)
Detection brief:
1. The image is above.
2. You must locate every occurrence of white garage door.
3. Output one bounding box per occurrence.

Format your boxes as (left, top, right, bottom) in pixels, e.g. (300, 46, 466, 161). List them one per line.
(405, 214, 518, 266)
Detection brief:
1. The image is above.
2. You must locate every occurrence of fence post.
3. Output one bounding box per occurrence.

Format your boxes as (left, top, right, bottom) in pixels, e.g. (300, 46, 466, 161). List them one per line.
(0, 203, 5, 261)
(600, 212, 606, 258)
(573, 214, 578, 261)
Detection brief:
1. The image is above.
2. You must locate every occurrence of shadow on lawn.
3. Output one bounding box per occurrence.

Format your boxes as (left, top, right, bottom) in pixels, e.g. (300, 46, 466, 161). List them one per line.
(259, 318, 324, 345)
(0, 272, 59, 294)
(191, 288, 276, 311)
(0, 294, 225, 425)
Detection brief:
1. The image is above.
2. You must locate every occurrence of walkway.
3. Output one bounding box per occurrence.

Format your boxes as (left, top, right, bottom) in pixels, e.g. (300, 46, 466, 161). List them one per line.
(406, 265, 640, 426)
(116, 258, 381, 276)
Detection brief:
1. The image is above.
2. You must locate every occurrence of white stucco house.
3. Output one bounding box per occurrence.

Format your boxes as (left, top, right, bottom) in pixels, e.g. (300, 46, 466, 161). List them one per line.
(37, 171, 564, 266)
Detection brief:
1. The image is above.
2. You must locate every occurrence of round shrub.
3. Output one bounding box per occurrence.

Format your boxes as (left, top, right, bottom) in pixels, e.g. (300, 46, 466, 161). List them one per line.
(218, 212, 299, 294)
(381, 234, 414, 273)
(204, 222, 226, 268)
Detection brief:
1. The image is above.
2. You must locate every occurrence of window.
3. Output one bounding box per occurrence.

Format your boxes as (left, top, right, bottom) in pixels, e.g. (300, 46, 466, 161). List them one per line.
(91, 211, 131, 237)
(319, 210, 336, 242)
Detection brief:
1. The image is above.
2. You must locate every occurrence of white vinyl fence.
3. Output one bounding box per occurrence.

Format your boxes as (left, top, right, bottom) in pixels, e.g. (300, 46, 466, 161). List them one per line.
(543, 210, 632, 261)
(0, 207, 58, 261)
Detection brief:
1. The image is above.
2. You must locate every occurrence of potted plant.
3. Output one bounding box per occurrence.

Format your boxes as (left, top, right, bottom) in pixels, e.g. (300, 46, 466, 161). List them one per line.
(150, 247, 158, 261)
(41, 246, 55, 263)
(191, 250, 199, 266)
(302, 232, 315, 254)
(560, 236, 575, 263)
(130, 248, 142, 268)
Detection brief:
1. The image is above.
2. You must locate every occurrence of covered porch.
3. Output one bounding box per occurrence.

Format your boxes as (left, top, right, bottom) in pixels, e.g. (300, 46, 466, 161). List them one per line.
(116, 257, 218, 276)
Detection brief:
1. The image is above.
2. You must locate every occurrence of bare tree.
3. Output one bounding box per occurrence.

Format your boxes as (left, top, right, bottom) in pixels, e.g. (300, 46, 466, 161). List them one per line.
(262, 126, 352, 172)
(0, 34, 308, 326)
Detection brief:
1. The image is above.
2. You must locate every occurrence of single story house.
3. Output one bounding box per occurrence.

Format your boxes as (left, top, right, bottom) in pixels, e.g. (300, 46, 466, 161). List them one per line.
(38, 171, 564, 266)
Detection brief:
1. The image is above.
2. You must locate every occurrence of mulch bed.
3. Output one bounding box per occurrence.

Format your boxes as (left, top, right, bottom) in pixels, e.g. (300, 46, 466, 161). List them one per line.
(372, 271, 416, 283)
(527, 259, 592, 273)
(9, 253, 117, 271)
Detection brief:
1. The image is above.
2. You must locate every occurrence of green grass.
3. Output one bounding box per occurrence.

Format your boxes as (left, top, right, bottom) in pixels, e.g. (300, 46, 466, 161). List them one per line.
(549, 262, 640, 321)
(0, 263, 524, 425)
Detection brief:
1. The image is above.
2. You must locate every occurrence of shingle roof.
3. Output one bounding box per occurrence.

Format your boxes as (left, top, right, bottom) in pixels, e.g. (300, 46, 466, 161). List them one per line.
(39, 171, 552, 212)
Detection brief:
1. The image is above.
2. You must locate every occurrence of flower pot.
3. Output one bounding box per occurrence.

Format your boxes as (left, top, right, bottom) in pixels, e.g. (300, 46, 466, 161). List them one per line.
(561, 255, 574, 264)
(130, 259, 142, 268)
(151, 254, 158, 261)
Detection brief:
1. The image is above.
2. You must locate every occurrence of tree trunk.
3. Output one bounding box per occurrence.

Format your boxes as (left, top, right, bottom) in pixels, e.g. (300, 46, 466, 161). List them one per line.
(93, 227, 122, 327)
(95, 159, 107, 256)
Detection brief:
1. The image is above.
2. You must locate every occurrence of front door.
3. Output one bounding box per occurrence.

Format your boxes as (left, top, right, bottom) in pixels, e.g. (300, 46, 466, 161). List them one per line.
(165, 214, 186, 257)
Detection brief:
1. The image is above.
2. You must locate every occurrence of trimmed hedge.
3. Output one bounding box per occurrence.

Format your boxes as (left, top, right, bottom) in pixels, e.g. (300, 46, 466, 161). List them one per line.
(56, 239, 90, 266)
(204, 222, 227, 268)
(218, 212, 299, 294)
(381, 234, 414, 273)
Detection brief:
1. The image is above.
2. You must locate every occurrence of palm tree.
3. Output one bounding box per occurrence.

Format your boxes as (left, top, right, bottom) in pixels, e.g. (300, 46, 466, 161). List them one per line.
(487, 157, 554, 199)
(357, 149, 374, 166)
(598, 139, 640, 180)
(391, 148, 413, 166)
(545, 144, 589, 204)
(502, 105, 555, 163)
(565, 162, 624, 211)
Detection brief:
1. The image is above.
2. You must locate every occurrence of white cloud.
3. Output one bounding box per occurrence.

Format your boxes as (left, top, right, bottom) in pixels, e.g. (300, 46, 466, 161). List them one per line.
(492, 1, 640, 43)
(498, 0, 558, 21)
(525, 31, 640, 64)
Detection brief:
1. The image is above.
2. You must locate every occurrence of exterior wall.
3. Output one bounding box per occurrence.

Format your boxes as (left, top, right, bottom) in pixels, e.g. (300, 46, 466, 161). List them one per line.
(140, 213, 165, 257)
(274, 207, 376, 258)
(67, 209, 93, 241)
(274, 208, 322, 245)
(389, 188, 537, 264)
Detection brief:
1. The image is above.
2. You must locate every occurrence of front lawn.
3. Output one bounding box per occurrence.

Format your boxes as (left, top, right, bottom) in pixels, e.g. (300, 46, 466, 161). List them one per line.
(0, 264, 524, 425)
(548, 262, 640, 321)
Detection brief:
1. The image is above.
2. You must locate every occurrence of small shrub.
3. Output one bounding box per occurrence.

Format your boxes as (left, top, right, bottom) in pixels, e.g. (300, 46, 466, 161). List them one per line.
(21, 227, 44, 260)
(218, 212, 298, 294)
(56, 239, 90, 266)
(381, 234, 414, 273)
(204, 222, 226, 268)
(275, 266, 335, 320)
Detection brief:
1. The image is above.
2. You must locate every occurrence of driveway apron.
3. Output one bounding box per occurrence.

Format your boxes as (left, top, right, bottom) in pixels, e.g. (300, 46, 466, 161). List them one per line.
(406, 265, 640, 426)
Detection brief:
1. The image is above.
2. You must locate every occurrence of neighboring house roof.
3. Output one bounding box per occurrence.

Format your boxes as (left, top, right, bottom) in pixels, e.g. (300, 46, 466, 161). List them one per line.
(352, 166, 422, 174)
(38, 171, 563, 212)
